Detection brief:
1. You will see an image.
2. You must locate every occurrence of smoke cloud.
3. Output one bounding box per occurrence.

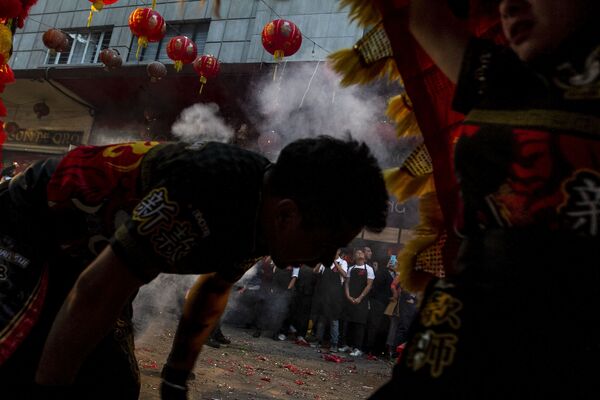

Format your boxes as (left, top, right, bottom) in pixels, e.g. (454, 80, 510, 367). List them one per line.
(171, 102, 235, 144)
(247, 62, 416, 166)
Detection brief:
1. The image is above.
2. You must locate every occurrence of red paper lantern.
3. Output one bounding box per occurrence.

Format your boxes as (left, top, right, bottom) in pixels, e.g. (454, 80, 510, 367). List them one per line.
(166, 36, 197, 72)
(147, 61, 167, 83)
(42, 29, 66, 50)
(55, 36, 70, 53)
(99, 48, 122, 70)
(261, 19, 302, 61)
(128, 7, 166, 59)
(87, 0, 119, 27)
(192, 54, 220, 94)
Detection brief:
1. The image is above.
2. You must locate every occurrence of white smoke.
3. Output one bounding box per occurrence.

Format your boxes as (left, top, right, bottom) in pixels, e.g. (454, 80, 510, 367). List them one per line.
(249, 62, 414, 166)
(171, 103, 235, 144)
(132, 273, 197, 340)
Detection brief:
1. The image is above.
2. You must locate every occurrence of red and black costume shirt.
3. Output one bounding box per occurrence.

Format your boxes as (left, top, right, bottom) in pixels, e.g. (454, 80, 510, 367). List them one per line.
(46, 141, 270, 283)
(451, 39, 600, 237)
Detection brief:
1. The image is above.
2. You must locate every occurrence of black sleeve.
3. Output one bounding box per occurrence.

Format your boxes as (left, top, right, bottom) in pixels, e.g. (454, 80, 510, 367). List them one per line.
(452, 38, 526, 114)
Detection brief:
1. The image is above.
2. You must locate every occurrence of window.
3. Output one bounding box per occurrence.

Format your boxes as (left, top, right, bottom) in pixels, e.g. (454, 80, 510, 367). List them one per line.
(45, 28, 113, 65)
(129, 21, 209, 62)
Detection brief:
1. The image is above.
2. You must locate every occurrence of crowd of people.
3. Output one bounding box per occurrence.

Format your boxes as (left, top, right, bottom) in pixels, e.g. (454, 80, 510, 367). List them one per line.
(227, 246, 418, 360)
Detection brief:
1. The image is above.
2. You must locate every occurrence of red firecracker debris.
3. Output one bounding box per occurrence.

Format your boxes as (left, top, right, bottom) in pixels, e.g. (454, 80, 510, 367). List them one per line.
(284, 363, 300, 374)
(321, 354, 353, 363)
(367, 354, 378, 361)
(139, 359, 158, 369)
(294, 379, 305, 385)
(260, 376, 271, 382)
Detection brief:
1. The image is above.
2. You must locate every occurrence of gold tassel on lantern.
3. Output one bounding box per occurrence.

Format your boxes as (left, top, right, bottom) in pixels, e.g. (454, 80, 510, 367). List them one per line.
(198, 75, 207, 95)
(136, 36, 148, 59)
(173, 60, 183, 72)
(88, 0, 105, 27)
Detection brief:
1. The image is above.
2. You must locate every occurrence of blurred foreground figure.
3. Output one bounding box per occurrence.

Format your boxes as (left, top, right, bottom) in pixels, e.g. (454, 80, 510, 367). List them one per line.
(0, 137, 388, 399)
(372, 0, 600, 398)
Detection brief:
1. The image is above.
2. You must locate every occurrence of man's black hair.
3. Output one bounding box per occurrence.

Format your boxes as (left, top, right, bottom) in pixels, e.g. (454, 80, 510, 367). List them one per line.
(269, 136, 388, 233)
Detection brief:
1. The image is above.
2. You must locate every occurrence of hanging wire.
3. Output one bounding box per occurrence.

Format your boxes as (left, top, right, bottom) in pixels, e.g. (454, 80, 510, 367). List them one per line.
(298, 60, 321, 109)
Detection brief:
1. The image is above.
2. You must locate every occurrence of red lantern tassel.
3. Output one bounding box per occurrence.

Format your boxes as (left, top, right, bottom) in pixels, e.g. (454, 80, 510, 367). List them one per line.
(136, 36, 149, 59)
(273, 49, 284, 62)
(198, 75, 207, 95)
(88, 1, 106, 27)
(272, 49, 284, 81)
(174, 60, 183, 72)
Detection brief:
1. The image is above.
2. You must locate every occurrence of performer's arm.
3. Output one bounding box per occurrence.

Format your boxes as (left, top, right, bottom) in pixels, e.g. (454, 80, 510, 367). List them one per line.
(166, 273, 233, 371)
(408, 0, 471, 82)
(35, 246, 144, 384)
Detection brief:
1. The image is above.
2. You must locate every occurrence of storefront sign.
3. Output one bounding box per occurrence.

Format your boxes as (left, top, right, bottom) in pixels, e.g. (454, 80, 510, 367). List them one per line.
(7, 128, 84, 147)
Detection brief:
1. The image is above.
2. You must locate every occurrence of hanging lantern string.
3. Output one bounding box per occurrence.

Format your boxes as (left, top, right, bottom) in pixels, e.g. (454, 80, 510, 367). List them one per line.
(25, 1, 188, 58)
(258, 0, 331, 55)
(26, 1, 187, 55)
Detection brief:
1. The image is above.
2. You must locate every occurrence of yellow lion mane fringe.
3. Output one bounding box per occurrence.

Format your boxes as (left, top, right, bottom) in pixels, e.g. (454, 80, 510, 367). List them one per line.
(328, 48, 399, 87)
(396, 191, 445, 293)
(338, 0, 381, 28)
(384, 167, 434, 202)
(387, 94, 420, 139)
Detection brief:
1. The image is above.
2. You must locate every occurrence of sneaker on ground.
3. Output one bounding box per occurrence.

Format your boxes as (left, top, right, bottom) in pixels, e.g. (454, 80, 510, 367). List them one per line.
(206, 338, 221, 349)
(252, 329, 262, 338)
(330, 346, 338, 353)
(349, 348, 363, 357)
(277, 333, 287, 341)
(215, 335, 231, 345)
(338, 345, 351, 352)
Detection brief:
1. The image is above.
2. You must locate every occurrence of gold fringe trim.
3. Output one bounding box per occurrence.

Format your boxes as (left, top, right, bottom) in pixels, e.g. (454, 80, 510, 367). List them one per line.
(338, 0, 381, 28)
(328, 48, 399, 87)
(386, 94, 420, 139)
(396, 191, 445, 293)
(384, 168, 434, 203)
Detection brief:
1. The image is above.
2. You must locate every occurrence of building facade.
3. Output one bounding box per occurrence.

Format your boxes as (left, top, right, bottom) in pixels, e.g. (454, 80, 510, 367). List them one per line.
(3, 0, 365, 161)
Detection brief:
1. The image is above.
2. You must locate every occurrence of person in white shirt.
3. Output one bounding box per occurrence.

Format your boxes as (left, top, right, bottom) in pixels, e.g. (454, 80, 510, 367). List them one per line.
(339, 249, 374, 357)
(311, 249, 348, 352)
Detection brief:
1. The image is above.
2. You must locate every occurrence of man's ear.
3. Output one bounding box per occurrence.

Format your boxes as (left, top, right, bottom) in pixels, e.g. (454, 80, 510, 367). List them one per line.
(274, 199, 302, 232)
